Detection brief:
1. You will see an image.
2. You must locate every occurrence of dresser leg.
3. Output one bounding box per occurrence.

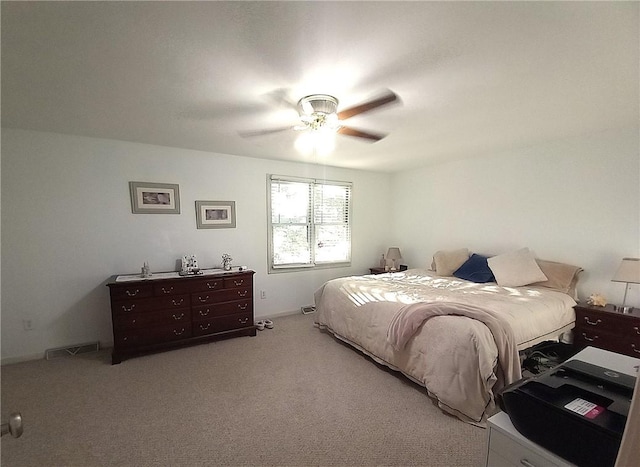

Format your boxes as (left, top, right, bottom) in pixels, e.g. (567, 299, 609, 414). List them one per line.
(111, 353, 122, 365)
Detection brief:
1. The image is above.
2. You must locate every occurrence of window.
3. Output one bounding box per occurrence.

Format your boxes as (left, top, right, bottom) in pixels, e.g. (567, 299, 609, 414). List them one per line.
(268, 175, 352, 272)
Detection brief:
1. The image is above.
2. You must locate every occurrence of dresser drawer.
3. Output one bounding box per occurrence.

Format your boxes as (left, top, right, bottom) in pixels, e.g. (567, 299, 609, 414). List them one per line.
(192, 299, 252, 321)
(187, 277, 224, 292)
(113, 308, 191, 330)
(114, 322, 193, 348)
(192, 312, 252, 336)
(112, 294, 190, 314)
(224, 274, 253, 289)
(191, 287, 252, 306)
(153, 280, 192, 296)
(109, 283, 154, 300)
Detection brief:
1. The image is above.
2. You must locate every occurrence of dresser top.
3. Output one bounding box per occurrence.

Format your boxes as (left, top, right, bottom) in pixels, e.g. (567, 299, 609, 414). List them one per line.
(107, 268, 254, 286)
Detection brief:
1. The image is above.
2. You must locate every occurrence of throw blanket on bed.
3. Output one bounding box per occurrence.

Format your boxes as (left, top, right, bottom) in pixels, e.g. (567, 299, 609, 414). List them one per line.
(387, 301, 522, 387)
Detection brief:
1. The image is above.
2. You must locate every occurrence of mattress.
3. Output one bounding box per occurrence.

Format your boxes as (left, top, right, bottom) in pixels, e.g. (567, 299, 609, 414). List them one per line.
(314, 269, 577, 424)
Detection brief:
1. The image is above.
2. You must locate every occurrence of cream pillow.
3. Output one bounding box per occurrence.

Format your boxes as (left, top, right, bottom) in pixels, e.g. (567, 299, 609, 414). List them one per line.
(534, 259, 583, 296)
(487, 248, 547, 287)
(431, 248, 470, 276)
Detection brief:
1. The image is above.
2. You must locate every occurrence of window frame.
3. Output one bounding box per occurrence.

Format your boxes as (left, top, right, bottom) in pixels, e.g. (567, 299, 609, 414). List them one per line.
(267, 174, 352, 273)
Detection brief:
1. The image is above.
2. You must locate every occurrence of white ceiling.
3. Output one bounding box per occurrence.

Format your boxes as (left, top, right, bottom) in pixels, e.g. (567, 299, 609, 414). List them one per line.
(1, 1, 637, 173)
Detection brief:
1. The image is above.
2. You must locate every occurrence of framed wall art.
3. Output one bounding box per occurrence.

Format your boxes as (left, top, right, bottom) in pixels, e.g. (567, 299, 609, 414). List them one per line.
(129, 181, 180, 214)
(195, 200, 236, 229)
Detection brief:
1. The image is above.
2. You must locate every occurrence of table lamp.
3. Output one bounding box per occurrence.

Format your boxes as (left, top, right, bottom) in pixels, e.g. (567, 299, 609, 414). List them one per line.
(386, 247, 402, 271)
(612, 257, 640, 313)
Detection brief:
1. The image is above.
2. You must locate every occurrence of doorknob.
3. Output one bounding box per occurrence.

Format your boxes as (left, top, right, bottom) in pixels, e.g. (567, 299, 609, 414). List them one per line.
(1, 412, 23, 438)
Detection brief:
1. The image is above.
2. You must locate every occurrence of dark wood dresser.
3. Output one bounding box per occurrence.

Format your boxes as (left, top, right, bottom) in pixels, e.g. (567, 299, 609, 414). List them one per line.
(573, 302, 640, 358)
(107, 269, 256, 364)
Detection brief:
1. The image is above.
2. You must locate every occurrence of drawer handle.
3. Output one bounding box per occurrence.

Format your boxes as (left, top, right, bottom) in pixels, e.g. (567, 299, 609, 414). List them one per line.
(239, 317, 249, 324)
(582, 332, 598, 342)
(635, 326, 639, 335)
(584, 317, 602, 326)
(198, 296, 209, 303)
(207, 282, 218, 289)
(238, 304, 248, 310)
(199, 309, 210, 317)
(172, 313, 184, 320)
(162, 286, 174, 294)
(123, 337, 128, 341)
(238, 291, 248, 297)
(234, 280, 244, 286)
(632, 344, 640, 354)
(519, 460, 535, 467)
(125, 289, 140, 297)
(172, 298, 184, 306)
(200, 323, 211, 331)
(131, 319, 136, 324)
(173, 328, 186, 336)
(122, 304, 136, 312)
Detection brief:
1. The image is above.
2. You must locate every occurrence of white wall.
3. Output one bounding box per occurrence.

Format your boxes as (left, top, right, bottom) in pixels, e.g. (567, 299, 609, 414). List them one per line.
(1, 129, 392, 363)
(3, 126, 638, 363)
(392, 127, 640, 308)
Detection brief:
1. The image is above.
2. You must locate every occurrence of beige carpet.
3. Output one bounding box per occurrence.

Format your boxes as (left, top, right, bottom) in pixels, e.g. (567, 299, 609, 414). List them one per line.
(1, 313, 486, 466)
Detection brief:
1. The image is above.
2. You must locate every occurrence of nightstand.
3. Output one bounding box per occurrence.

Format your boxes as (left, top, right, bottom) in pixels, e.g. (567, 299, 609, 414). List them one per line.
(573, 302, 640, 358)
(369, 265, 408, 274)
(369, 267, 388, 274)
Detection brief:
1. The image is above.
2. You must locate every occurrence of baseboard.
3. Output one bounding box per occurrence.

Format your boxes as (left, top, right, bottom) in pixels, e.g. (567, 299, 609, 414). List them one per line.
(1, 352, 44, 366)
(255, 308, 303, 320)
(1, 339, 114, 366)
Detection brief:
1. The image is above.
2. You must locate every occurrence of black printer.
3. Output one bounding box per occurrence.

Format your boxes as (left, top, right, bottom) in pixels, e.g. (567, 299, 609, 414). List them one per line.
(499, 359, 636, 467)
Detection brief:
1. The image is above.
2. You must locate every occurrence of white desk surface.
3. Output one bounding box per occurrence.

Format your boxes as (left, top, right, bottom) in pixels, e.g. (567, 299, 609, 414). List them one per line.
(568, 346, 640, 377)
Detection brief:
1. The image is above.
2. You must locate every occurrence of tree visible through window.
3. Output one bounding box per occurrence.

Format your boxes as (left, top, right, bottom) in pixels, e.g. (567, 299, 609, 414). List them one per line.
(268, 175, 351, 271)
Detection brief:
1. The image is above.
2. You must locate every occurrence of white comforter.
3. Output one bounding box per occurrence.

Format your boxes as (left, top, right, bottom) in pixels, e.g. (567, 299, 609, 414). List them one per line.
(314, 269, 576, 424)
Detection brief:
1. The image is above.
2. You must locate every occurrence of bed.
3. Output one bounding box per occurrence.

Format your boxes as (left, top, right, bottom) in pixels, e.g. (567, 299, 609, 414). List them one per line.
(314, 248, 582, 425)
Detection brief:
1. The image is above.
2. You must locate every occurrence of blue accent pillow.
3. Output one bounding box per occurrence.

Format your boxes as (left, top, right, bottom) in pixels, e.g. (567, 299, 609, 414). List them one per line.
(453, 254, 496, 283)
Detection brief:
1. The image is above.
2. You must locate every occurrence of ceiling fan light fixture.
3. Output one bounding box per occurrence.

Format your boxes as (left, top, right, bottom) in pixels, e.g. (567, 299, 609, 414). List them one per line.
(298, 94, 339, 116)
(296, 94, 341, 132)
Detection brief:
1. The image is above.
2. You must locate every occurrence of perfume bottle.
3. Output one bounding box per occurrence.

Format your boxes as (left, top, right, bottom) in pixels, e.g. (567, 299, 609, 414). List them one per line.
(379, 254, 386, 268)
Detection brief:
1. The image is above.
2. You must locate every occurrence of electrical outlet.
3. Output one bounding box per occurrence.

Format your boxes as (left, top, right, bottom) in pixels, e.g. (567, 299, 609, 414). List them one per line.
(22, 319, 34, 331)
(260, 290, 266, 299)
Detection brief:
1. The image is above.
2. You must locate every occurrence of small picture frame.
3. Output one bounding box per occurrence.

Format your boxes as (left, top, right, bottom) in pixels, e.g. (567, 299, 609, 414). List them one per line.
(129, 181, 180, 214)
(195, 200, 236, 229)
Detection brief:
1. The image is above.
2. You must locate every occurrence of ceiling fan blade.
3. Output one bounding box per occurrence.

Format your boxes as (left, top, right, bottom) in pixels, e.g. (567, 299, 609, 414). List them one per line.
(238, 126, 294, 138)
(337, 90, 399, 120)
(262, 88, 298, 110)
(337, 126, 386, 142)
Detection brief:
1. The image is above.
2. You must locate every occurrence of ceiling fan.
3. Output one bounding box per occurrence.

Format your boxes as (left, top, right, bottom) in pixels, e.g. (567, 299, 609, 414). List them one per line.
(239, 90, 399, 142)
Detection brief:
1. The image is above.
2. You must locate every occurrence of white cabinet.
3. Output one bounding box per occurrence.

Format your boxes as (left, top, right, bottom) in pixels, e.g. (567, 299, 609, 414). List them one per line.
(485, 412, 573, 467)
(484, 346, 640, 467)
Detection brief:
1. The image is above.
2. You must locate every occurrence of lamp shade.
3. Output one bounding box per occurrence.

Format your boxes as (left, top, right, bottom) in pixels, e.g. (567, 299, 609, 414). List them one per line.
(612, 258, 640, 284)
(386, 247, 402, 261)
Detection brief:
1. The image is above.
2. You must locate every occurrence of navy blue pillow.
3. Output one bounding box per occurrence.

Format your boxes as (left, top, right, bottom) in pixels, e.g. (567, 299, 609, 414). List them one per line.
(453, 254, 496, 283)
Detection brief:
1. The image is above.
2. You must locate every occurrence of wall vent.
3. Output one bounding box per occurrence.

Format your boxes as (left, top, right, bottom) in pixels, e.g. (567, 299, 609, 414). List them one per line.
(45, 341, 100, 360)
(301, 305, 316, 315)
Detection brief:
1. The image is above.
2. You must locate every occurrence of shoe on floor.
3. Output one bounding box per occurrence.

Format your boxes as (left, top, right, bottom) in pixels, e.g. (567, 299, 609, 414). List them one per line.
(255, 320, 265, 331)
(264, 319, 274, 329)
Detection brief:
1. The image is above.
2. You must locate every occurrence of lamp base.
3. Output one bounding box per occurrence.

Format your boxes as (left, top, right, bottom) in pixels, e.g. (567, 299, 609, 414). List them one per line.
(614, 305, 634, 314)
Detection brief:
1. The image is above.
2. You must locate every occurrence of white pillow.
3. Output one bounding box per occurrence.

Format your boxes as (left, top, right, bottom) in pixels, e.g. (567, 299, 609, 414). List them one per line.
(488, 248, 548, 287)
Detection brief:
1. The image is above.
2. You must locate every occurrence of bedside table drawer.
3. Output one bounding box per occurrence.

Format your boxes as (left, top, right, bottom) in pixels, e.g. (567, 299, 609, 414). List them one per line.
(575, 309, 626, 333)
(574, 327, 620, 353)
(573, 304, 640, 357)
